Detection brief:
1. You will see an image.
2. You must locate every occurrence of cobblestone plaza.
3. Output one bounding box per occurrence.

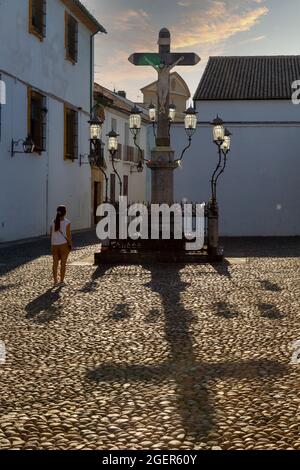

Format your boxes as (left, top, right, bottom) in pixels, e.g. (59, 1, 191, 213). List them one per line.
(0, 234, 300, 450)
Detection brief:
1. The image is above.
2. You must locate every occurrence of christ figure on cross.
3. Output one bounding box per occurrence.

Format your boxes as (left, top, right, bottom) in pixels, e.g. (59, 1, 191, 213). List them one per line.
(146, 56, 184, 114)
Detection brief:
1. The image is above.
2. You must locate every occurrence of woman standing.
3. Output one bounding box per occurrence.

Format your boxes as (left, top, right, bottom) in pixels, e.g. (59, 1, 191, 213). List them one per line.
(50, 206, 72, 287)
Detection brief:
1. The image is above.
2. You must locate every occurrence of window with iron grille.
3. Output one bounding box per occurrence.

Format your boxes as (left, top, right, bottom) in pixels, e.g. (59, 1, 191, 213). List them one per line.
(28, 89, 47, 153)
(64, 106, 78, 161)
(125, 145, 134, 162)
(29, 0, 46, 40)
(65, 12, 78, 64)
(115, 143, 123, 160)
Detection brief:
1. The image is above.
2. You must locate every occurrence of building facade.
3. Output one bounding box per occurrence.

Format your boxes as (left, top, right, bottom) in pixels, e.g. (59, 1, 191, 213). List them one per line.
(0, 0, 106, 242)
(94, 84, 148, 210)
(173, 56, 300, 237)
(140, 72, 191, 121)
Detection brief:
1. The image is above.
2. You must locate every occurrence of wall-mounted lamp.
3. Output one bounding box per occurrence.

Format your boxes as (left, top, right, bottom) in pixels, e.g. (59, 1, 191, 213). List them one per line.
(11, 135, 35, 158)
(130, 160, 144, 174)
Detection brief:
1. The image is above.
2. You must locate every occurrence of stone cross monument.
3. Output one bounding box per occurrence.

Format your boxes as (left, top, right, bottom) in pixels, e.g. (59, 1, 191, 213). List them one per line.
(129, 28, 200, 205)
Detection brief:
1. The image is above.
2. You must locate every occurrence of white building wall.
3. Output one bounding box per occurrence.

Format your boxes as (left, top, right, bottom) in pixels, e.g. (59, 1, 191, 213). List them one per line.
(0, 0, 91, 110)
(0, 0, 93, 242)
(196, 100, 300, 123)
(102, 109, 147, 204)
(171, 100, 300, 236)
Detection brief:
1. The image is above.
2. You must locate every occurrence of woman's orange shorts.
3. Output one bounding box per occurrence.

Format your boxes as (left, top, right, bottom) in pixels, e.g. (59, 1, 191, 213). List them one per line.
(51, 244, 70, 260)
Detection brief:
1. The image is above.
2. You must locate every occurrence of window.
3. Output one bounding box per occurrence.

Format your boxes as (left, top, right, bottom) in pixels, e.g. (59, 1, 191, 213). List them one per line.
(115, 143, 123, 160)
(64, 106, 78, 161)
(123, 175, 129, 198)
(111, 118, 117, 132)
(28, 88, 47, 153)
(124, 122, 129, 149)
(124, 146, 134, 162)
(29, 0, 46, 40)
(65, 12, 78, 64)
(110, 174, 116, 203)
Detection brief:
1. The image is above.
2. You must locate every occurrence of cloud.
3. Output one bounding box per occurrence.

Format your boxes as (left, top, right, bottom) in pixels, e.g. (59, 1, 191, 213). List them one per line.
(105, 9, 151, 33)
(177, 1, 195, 6)
(172, 5, 269, 49)
(239, 35, 266, 44)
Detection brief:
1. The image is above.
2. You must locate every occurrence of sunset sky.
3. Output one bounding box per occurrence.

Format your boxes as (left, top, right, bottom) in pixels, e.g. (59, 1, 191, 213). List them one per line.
(83, 0, 300, 101)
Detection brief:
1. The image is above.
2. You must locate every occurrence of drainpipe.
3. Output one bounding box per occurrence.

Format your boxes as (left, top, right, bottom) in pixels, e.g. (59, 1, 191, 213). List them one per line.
(89, 31, 98, 228)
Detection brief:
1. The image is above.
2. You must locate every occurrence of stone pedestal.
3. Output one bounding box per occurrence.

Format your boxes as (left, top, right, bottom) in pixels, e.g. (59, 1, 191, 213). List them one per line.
(147, 146, 178, 205)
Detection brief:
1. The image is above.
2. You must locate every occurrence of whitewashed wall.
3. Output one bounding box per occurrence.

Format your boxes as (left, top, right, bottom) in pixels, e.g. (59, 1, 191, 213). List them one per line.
(171, 99, 300, 236)
(0, 0, 93, 241)
(0, 0, 91, 110)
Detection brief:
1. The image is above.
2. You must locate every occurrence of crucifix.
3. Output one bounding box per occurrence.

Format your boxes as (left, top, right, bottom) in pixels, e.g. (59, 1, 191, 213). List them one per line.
(129, 29, 200, 205)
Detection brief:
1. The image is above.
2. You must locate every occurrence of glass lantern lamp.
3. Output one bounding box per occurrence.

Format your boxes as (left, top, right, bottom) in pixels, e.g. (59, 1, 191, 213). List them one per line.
(129, 105, 142, 131)
(107, 130, 119, 155)
(221, 128, 232, 153)
(137, 160, 144, 172)
(168, 103, 176, 122)
(184, 107, 198, 137)
(148, 103, 156, 123)
(23, 135, 35, 153)
(89, 113, 103, 142)
(212, 115, 225, 144)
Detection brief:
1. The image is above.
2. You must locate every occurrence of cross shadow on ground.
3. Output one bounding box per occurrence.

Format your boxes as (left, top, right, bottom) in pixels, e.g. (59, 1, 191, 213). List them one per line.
(86, 264, 288, 441)
(25, 287, 62, 324)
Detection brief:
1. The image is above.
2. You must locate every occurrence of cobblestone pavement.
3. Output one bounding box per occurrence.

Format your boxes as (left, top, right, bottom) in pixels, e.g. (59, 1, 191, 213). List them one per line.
(0, 235, 300, 450)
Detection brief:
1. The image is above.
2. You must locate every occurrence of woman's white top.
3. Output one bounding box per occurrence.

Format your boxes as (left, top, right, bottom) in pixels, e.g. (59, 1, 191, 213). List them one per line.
(51, 218, 71, 246)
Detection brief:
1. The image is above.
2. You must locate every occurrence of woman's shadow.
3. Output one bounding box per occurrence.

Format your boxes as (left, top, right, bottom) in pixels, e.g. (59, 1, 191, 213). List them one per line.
(25, 287, 62, 324)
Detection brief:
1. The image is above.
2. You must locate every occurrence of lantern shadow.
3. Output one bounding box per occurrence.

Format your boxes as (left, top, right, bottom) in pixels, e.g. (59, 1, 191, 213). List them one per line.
(258, 303, 286, 320)
(214, 301, 240, 319)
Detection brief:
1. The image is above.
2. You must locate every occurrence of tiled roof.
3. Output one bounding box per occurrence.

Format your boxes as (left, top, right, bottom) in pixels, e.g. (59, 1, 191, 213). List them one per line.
(194, 56, 300, 101)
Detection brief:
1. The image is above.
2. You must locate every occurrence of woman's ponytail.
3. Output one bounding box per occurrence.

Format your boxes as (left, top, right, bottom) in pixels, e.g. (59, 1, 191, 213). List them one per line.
(54, 212, 61, 232)
(54, 206, 67, 232)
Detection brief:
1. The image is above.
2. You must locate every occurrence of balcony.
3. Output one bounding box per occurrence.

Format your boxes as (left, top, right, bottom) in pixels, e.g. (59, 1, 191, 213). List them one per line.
(124, 145, 145, 163)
